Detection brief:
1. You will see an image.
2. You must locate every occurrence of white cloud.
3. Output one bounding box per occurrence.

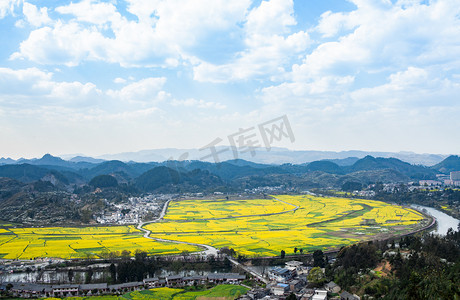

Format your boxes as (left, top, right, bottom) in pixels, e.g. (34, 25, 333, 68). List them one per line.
(316, 10, 358, 38)
(388, 67, 429, 89)
(295, 0, 460, 81)
(351, 67, 460, 108)
(253, 0, 460, 122)
(126, 0, 250, 45)
(49, 81, 101, 101)
(11, 0, 251, 67)
(0, 67, 101, 103)
(56, 0, 119, 25)
(11, 0, 311, 79)
(107, 77, 168, 103)
(22, 2, 51, 27)
(254, 0, 460, 154)
(171, 98, 226, 109)
(0, 0, 20, 19)
(0, 67, 52, 95)
(11, 21, 109, 66)
(193, 0, 310, 82)
(113, 77, 126, 84)
(3, 0, 460, 156)
(245, 0, 296, 36)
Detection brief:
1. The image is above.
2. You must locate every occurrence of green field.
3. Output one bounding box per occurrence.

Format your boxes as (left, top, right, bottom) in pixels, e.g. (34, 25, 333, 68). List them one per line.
(46, 285, 249, 300)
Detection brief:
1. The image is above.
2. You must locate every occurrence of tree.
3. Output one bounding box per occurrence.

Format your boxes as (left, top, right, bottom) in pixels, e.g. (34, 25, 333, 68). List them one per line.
(313, 250, 325, 267)
(109, 263, 117, 283)
(68, 269, 74, 282)
(286, 292, 297, 300)
(342, 181, 362, 192)
(134, 249, 147, 261)
(181, 250, 190, 260)
(121, 250, 131, 260)
(85, 268, 93, 284)
(99, 248, 111, 259)
(109, 251, 120, 260)
(281, 250, 286, 258)
(307, 267, 325, 287)
(294, 247, 298, 254)
(80, 209, 93, 223)
(220, 247, 236, 257)
(89, 175, 118, 188)
(299, 248, 303, 254)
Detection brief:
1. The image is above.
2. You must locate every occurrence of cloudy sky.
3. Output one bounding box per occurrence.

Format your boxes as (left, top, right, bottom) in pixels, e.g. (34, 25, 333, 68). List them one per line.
(1, 0, 459, 159)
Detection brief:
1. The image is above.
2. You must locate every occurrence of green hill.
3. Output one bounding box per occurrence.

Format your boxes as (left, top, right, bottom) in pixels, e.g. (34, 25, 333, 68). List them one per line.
(432, 155, 460, 173)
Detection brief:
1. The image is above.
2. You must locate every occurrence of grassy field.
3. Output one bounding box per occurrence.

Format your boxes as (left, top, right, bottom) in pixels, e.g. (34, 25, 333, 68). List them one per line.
(145, 195, 427, 257)
(0, 225, 201, 259)
(46, 285, 249, 300)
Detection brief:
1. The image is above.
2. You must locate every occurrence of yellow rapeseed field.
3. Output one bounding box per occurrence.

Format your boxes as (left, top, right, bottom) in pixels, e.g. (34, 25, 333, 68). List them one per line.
(0, 195, 428, 259)
(0, 225, 200, 259)
(145, 195, 427, 257)
(164, 198, 295, 220)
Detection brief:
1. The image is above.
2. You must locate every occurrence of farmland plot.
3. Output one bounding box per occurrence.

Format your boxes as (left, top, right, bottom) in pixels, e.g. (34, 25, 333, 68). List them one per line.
(145, 195, 428, 257)
(0, 225, 200, 259)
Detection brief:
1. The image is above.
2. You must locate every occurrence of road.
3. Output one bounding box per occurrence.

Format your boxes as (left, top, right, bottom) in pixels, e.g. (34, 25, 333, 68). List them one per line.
(134, 196, 306, 283)
(137, 196, 299, 257)
(136, 196, 303, 283)
(227, 256, 269, 284)
(136, 199, 219, 256)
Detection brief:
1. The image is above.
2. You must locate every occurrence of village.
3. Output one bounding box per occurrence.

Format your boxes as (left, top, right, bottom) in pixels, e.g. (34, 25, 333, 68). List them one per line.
(1, 258, 360, 300)
(94, 194, 167, 224)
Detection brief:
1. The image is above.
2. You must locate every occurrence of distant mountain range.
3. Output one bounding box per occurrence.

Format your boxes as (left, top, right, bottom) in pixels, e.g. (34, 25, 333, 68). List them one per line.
(2, 152, 458, 225)
(54, 148, 450, 166)
(0, 152, 459, 193)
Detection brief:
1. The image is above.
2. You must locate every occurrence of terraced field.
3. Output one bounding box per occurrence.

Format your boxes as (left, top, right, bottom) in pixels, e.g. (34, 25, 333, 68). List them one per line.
(145, 195, 428, 257)
(0, 225, 201, 259)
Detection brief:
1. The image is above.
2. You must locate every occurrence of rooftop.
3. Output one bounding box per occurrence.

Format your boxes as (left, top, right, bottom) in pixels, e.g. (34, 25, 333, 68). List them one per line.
(285, 261, 303, 267)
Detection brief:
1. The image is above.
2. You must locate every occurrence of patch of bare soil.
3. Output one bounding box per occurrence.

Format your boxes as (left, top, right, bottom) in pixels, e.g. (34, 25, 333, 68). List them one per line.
(374, 260, 392, 277)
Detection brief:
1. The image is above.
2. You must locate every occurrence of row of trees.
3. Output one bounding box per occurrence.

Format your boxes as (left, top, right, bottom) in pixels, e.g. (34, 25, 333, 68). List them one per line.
(279, 249, 325, 267)
(104, 250, 232, 284)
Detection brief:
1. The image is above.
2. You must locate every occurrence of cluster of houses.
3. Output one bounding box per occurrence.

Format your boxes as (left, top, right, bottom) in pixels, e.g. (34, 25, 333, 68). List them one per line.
(3, 272, 246, 298)
(421, 171, 460, 187)
(410, 171, 460, 188)
(3, 259, 366, 299)
(240, 261, 360, 300)
(95, 195, 162, 224)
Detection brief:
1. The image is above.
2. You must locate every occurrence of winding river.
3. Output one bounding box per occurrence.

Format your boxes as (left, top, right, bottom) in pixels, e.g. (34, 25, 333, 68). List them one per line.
(411, 204, 459, 235)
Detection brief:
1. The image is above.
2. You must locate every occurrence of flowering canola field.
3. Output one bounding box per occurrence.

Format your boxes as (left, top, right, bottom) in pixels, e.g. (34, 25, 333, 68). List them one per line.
(0, 225, 200, 259)
(145, 195, 428, 257)
(164, 198, 295, 220)
(0, 196, 428, 259)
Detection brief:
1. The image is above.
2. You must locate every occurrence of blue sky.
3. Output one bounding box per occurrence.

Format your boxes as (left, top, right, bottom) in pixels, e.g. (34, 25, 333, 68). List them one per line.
(0, 0, 459, 159)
